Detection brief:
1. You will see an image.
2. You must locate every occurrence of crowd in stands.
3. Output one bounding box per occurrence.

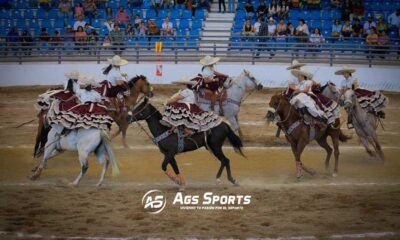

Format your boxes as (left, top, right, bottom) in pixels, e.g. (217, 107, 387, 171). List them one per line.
(237, 0, 399, 57)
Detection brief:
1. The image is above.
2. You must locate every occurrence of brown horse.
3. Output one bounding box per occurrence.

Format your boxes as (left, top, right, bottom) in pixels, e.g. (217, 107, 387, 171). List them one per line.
(33, 75, 153, 157)
(267, 93, 350, 179)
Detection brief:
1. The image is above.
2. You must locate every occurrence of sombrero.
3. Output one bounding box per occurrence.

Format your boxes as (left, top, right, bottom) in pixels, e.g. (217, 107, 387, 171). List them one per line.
(286, 60, 306, 70)
(78, 74, 99, 87)
(107, 55, 128, 66)
(334, 66, 356, 75)
(200, 55, 220, 66)
(291, 69, 313, 79)
(65, 70, 79, 79)
(172, 76, 196, 85)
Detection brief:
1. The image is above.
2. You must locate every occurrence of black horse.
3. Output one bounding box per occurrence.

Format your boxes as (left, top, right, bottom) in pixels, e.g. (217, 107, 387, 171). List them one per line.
(128, 98, 245, 191)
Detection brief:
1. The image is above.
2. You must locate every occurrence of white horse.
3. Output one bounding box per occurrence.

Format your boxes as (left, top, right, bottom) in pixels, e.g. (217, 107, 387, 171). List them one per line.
(343, 89, 384, 161)
(31, 127, 119, 186)
(197, 70, 263, 132)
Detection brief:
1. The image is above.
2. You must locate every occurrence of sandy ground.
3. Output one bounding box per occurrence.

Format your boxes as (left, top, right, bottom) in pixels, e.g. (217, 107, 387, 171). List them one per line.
(0, 86, 400, 239)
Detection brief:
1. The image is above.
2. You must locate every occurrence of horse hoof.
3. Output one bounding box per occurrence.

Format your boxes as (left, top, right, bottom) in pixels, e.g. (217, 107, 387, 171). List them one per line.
(96, 183, 103, 187)
(30, 174, 39, 180)
(31, 166, 39, 172)
(178, 187, 186, 192)
(332, 173, 338, 177)
(296, 175, 304, 181)
(216, 178, 222, 184)
(68, 182, 78, 187)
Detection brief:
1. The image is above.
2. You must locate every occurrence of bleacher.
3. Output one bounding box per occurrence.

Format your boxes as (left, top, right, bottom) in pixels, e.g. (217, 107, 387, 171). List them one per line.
(0, 0, 207, 50)
(231, 0, 400, 51)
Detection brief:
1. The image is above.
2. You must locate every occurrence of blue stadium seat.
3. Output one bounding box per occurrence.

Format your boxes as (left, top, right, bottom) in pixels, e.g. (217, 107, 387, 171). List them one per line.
(108, 1, 119, 8)
(41, 20, 52, 29)
(100, 27, 109, 36)
(127, 38, 137, 47)
(162, 38, 173, 49)
(176, 28, 186, 36)
(0, 10, 10, 19)
(189, 29, 200, 38)
(157, 10, 167, 19)
(186, 38, 198, 49)
(155, 18, 163, 28)
(132, 9, 143, 18)
(137, 37, 148, 48)
(195, 9, 204, 19)
(16, 19, 26, 28)
(236, 10, 246, 20)
(389, 31, 398, 39)
(92, 19, 102, 28)
(311, 11, 321, 20)
(146, 9, 156, 19)
(54, 19, 64, 28)
(191, 19, 203, 29)
(179, 19, 190, 30)
(29, 19, 40, 29)
(12, 10, 23, 19)
(170, 9, 180, 19)
(290, 10, 300, 19)
(97, 9, 106, 19)
(37, 9, 47, 19)
(182, 10, 192, 19)
(25, 9, 35, 19)
(175, 37, 186, 49)
(321, 10, 331, 20)
(48, 9, 59, 19)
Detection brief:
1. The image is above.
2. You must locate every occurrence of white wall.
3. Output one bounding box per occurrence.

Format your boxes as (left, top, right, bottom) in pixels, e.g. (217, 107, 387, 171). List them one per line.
(1, 62, 399, 91)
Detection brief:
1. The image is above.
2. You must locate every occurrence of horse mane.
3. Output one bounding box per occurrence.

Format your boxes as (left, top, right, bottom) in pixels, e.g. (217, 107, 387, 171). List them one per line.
(128, 75, 147, 89)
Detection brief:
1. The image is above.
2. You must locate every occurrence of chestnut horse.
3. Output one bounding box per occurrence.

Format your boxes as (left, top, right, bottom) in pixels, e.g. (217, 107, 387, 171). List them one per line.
(33, 75, 153, 157)
(267, 93, 351, 179)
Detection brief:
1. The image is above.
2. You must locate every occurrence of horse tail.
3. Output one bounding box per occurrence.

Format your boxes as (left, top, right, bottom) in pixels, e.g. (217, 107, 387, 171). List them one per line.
(339, 129, 351, 142)
(225, 123, 245, 158)
(34, 112, 50, 158)
(100, 131, 120, 177)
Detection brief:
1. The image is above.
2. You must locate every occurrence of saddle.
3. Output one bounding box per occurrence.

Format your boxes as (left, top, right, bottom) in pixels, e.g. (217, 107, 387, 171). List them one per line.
(199, 88, 228, 102)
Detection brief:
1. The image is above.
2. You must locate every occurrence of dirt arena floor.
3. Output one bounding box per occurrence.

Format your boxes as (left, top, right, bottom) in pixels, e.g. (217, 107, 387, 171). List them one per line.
(0, 85, 400, 239)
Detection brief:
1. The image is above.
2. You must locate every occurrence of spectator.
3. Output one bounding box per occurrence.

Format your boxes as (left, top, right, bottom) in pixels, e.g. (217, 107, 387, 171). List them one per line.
(377, 30, 390, 58)
(340, 0, 352, 21)
(286, 21, 294, 36)
(188, 0, 199, 17)
(0, 0, 11, 10)
(75, 26, 87, 43)
(129, 0, 143, 8)
(268, 0, 278, 19)
(161, 17, 174, 37)
(137, 22, 147, 36)
(352, 18, 364, 38)
(126, 23, 135, 37)
(310, 28, 325, 46)
(363, 16, 377, 36)
(105, 19, 115, 32)
(105, 7, 113, 18)
(388, 9, 400, 30)
(245, 0, 255, 19)
(331, 19, 342, 39)
(278, 0, 289, 20)
(84, 23, 94, 35)
(38, 0, 51, 11)
(200, 0, 211, 12)
(6, 27, 19, 55)
(291, 0, 300, 8)
(50, 30, 62, 50)
(148, 19, 160, 39)
(254, 18, 263, 34)
(276, 19, 287, 38)
(74, 2, 84, 16)
(256, 0, 267, 21)
(21, 29, 33, 55)
(352, 1, 364, 20)
(110, 24, 125, 54)
(365, 26, 378, 58)
(73, 14, 86, 31)
(83, 0, 97, 22)
(330, 0, 340, 8)
(64, 25, 75, 53)
(267, 17, 277, 37)
(58, 0, 72, 15)
(256, 20, 275, 58)
(164, 0, 173, 9)
(115, 6, 130, 26)
(376, 17, 388, 34)
(39, 27, 50, 53)
(295, 19, 310, 40)
(152, 0, 164, 17)
(341, 20, 352, 39)
(102, 35, 112, 47)
(133, 14, 142, 28)
(87, 29, 99, 54)
(218, 0, 226, 13)
(242, 19, 255, 36)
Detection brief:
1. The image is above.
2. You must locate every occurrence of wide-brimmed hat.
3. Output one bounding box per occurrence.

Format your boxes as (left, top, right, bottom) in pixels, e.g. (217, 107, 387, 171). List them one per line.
(78, 74, 99, 87)
(286, 60, 306, 70)
(107, 55, 128, 66)
(65, 70, 79, 79)
(172, 76, 196, 85)
(291, 69, 313, 79)
(200, 55, 220, 66)
(334, 66, 356, 75)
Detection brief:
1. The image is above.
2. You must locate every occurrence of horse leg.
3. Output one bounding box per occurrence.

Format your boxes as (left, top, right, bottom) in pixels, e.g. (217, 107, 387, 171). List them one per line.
(31, 141, 60, 179)
(168, 156, 185, 191)
(290, 143, 302, 179)
(295, 138, 308, 179)
(95, 145, 109, 187)
(370, 132, 385, 161)
(162, 156, 179, 185)
(331, 135, 340, 177)
(71, 152, 89, 186)
(360, 135, 375, 157)
(210, 141, 237, 185)
(316, 135, 333, 174)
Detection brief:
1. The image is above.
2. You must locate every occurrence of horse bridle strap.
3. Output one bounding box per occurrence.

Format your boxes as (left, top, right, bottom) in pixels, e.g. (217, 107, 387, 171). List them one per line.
(286, 120, 301, 135)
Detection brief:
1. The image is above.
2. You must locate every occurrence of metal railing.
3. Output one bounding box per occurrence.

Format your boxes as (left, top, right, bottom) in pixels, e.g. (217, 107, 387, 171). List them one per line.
(0, 35, 399, 66)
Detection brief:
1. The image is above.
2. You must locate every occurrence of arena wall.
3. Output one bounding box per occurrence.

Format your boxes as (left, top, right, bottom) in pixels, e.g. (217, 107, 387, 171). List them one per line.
(0, 62, 399, 91)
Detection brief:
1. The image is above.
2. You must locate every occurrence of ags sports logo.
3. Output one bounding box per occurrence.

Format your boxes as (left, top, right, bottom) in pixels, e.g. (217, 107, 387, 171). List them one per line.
(142, 190, 166, 214)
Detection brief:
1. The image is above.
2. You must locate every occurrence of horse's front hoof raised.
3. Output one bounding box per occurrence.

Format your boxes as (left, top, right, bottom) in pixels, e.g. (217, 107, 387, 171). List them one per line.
(332, 173, 338, 177)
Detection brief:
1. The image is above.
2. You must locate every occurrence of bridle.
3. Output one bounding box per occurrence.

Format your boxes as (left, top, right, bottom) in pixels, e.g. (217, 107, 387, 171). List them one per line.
(271, 95, 292, 124)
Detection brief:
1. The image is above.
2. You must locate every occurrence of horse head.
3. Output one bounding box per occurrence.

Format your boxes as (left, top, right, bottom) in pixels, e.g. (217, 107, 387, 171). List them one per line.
(128, 75, 154, 98)
(227, 70, 263, 90)
(243, 69, 263, 90)
(127, 97, 155, 123)
(343, 88, 356, 112)
(321, 81, 340, 102)
(266, 93, 294, 122)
